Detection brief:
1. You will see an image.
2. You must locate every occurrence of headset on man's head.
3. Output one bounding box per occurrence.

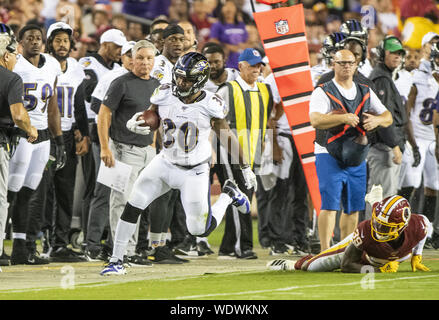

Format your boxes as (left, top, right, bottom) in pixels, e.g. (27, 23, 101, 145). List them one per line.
(376, 35, 405, 62)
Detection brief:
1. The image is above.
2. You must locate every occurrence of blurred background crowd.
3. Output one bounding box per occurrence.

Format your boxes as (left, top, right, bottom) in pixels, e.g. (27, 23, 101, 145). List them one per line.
(1, 0, 439, 69)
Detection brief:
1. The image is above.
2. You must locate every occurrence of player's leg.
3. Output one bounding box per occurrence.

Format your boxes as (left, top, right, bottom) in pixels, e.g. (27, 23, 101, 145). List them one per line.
(51, 132, 87, 262)
(8, 139, 34, 253)
(421, 141, 439, 223)
(109, 141, 155, 259)
(87, 141, 112, 258)
(0, 145, 9, 260)
(102, 156, 170, 274)
(297, 233, 353, 272)
(22, 140, 50, 191)
(7, 138, 33, 192)
(179, 167, 214, 237)
(315, 153, 344, 251)
(177, 162, 245, 238)
(10, 140, 50, 265)
(366, 144, 402, 219)
(339, 161, 366, 240)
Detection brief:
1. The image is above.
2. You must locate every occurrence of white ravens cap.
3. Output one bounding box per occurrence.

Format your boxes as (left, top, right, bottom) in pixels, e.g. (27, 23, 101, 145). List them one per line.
(422, 31, 439, 47)
(100, 28, 127, 47)
(122, 41, 135, 55)
(47, 22, 73, 39)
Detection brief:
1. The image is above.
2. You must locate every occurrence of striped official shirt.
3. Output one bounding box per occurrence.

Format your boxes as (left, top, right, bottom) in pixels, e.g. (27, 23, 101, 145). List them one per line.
(217, 75, 273, 168)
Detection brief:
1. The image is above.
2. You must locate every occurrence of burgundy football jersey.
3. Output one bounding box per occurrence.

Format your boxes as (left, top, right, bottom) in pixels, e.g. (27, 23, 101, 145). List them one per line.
(352, 214, 428, 266)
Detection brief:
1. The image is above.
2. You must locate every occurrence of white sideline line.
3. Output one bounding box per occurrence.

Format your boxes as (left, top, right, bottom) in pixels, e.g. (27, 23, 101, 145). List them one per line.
(2, 273, 438, 297)
(172, 274, 439, 300)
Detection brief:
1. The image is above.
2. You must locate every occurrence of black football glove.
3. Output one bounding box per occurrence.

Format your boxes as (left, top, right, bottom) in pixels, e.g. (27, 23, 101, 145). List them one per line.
(412, 146, 421, 167)
(54, 135, 67, 171)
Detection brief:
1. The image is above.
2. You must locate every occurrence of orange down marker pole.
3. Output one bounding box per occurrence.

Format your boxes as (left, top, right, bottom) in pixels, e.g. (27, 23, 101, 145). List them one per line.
(253, 3, 321, 216)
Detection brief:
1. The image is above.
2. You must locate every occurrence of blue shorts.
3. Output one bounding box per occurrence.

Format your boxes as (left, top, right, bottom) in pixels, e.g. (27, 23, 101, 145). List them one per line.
(315, 153, 366, 213)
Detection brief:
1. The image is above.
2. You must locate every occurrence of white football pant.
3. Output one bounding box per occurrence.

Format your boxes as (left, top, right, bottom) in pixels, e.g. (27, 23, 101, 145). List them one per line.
(128, 152, 214, 236)
(8, 138, 50, 192)
(399, 139, 439, 190)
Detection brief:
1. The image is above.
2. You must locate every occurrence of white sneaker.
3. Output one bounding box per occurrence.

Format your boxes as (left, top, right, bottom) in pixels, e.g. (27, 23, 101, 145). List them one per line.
(223, 179, 250, 214)
(100, 260, 127, 276)
(266, 259, 295, 271)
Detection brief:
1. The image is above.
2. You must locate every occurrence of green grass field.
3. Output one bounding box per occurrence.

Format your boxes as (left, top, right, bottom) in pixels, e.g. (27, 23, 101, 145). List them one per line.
(3, 264, 439, 300)
(1, 219, 439, 301)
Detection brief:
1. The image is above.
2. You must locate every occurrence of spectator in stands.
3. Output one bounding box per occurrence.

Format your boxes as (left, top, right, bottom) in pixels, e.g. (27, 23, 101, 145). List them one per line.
(245, 22, 263, 53)
(326, 14, 342, 34)
(399, 0, 439, 23)
(150, 17, 170, 33)
(376, 0, 399, 35)
(121, 0, 171, 21)
(190, 0, 212, 49)
(91, 5, 111, 37)
(111, 13, 128, 35)
(178, 21, 197, 53)
(56, 0, 83, 37)
(209, 0, 248, 69)
(168, 0, 191, 23)
(127, 21, 147, 41)
(313, 2, 329, 26)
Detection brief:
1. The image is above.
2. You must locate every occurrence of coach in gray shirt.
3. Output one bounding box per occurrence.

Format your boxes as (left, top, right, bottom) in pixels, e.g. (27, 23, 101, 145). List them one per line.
(97, 40, 160, 265)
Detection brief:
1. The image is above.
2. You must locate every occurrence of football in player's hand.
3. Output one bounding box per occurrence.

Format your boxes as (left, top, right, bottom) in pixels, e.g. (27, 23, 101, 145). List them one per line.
(138, 110, 160, 130)
(329, 109, 346, 134)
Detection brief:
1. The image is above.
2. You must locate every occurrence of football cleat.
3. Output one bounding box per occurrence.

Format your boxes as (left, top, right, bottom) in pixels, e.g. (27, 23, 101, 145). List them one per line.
(100, 260, 127, 276)
(223, 179, 250, 214)
(197, 240, 214, 255)
(266, 259, 295, 271)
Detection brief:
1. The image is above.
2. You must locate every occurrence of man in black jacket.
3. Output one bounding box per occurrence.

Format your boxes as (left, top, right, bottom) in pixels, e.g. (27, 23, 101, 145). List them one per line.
(367, 36, 408, 218)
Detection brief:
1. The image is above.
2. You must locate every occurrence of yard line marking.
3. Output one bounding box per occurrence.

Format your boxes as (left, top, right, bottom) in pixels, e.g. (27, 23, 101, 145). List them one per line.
(172, 274, 439, 300)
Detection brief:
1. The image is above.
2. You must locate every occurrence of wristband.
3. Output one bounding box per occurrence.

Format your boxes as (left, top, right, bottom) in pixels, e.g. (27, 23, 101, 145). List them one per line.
(55, 135, 64, 146)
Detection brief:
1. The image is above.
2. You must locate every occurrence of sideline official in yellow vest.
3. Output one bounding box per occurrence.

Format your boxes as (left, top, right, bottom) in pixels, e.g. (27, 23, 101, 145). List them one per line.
(215, 48, 279, 259)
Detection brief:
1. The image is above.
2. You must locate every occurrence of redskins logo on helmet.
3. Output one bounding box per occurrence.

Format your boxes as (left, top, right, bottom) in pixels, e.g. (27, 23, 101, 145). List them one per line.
(371, 195, 411, 242)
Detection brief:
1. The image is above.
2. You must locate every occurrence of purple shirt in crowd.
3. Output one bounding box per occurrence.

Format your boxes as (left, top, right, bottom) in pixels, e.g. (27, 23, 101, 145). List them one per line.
(122, 0, 170, 20)
(210, 21, 248, 69)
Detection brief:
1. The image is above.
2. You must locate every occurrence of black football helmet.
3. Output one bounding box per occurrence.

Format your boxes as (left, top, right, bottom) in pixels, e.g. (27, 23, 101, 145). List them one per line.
(321, 32, 347, 65)
(172, 52, 210, 98)
(0, 23, 18, 53)
(340, 19, 369, 63)
(340, 19, 368, 44)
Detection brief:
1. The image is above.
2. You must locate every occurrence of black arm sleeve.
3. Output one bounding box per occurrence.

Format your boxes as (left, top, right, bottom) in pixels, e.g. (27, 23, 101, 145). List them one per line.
(73, 81, 90, 137)
(90, 96, 102, 115)
(83, 69, 98, 103)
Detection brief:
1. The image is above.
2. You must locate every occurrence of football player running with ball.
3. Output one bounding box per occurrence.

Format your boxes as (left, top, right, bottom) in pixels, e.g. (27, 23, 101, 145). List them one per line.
(101, 52, 257, 275)
(268, 185, 432, 273)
